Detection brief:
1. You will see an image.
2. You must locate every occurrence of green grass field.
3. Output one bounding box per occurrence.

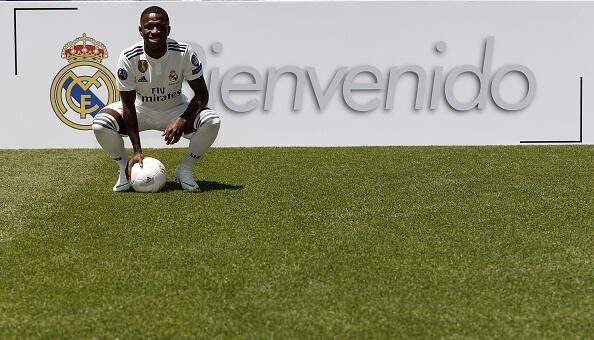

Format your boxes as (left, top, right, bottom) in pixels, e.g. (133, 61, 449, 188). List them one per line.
(1, 146, 593, 338)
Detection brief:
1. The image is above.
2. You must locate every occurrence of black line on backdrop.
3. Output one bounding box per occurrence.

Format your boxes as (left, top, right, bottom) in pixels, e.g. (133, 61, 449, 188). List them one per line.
(14, 7, 78, 75)
(521, 77, 583, 144)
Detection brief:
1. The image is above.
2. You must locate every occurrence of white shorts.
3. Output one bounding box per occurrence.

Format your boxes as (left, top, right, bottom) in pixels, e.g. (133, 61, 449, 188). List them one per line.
(103, 100, 189, 132)
(102, 98, 220, 140)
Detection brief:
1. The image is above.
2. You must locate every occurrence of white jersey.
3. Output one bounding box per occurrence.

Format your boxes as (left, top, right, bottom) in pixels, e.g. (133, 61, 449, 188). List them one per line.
(115, 38, 203, 112)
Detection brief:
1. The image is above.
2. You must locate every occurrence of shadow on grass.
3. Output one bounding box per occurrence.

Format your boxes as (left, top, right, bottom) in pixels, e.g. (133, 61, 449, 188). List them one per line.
(163, 180, 244, 192)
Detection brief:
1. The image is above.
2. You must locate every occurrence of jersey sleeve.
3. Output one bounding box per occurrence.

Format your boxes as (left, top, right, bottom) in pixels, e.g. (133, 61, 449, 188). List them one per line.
(116, 51, 136, 91)
(183, 44, 204, 81)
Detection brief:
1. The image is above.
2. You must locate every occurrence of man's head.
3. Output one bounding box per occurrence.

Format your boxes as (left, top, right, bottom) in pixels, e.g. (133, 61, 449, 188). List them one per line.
(139, 6, 170, 54)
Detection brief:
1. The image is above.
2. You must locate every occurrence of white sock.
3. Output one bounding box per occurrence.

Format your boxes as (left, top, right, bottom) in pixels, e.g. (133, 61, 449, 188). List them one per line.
(92, 113, 128, 180)
(180, 109, 220, 169)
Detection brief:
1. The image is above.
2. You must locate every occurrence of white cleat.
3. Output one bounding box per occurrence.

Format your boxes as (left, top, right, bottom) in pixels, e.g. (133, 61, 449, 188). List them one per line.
(112, 172, 131, 192)
(112, 180, 131, 192)
(174, 166, 200, 191)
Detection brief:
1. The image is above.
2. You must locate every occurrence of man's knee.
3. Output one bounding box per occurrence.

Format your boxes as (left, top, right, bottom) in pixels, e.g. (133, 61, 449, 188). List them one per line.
(92, 112, 120, 133)
(196, 109, 221, 130)
(183, 109, 220, 140)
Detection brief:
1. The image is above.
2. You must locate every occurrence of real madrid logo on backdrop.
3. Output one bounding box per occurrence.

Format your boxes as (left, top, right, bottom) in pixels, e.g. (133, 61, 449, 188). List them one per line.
(50, 33, 119, 130)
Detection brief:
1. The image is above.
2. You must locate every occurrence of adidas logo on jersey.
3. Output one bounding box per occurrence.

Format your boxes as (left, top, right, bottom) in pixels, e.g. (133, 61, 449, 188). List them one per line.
(138, 76, 148, 82)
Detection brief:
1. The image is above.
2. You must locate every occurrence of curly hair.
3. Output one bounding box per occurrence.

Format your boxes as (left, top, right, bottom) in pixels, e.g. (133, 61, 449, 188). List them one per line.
(140, 6, 169, 23)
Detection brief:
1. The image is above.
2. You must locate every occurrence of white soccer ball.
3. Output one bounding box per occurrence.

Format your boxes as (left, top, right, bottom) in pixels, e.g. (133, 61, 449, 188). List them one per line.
(130, 157, 167, 193)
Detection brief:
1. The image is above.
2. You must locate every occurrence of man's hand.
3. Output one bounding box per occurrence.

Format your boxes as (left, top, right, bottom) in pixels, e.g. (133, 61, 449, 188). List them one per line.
(162, 117, 188, 145)
(127, 152, 144, 180)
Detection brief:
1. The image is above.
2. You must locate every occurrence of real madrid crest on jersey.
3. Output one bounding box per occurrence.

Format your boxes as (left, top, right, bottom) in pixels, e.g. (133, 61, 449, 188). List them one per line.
(50, 34, 119, 130)
(169, 70, 178, 83)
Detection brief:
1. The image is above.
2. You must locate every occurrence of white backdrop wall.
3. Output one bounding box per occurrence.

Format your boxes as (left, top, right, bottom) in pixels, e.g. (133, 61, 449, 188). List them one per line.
(1, 1, 592, 148)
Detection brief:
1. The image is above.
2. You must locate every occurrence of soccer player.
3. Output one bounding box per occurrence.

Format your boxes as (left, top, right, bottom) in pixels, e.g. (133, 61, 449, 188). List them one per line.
(92, 6, 220, 192)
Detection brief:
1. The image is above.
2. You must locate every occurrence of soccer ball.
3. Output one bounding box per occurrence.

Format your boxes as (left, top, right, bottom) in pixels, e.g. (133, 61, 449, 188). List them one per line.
(130, 157, 167, 193)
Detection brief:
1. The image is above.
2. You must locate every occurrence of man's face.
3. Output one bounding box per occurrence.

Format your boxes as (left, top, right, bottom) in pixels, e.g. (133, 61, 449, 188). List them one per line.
(139, 13, 170, 50)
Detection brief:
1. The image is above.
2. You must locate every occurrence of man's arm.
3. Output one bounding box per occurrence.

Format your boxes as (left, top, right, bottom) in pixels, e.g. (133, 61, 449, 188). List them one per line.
(121, 90, 144, 175)
(162, 76, 209, 145)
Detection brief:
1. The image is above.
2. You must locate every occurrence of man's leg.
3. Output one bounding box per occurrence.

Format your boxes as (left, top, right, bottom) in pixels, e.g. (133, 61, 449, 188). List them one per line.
(175, 108, 221, 191)
(92, 107, 130, 192)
